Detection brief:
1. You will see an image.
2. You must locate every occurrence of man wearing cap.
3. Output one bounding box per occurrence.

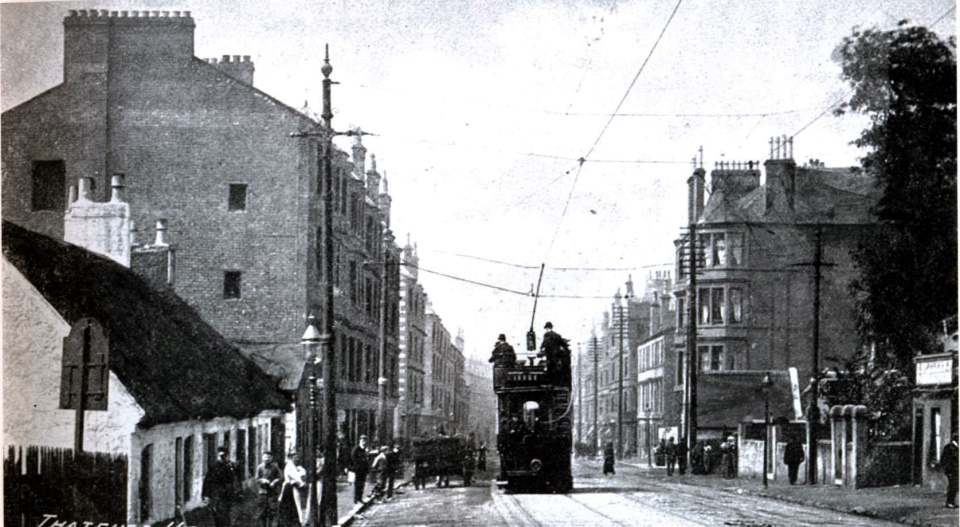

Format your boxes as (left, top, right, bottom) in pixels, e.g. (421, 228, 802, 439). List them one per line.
(203, 446, 240, 527)
(255, 451, 282, 527)
(489, 334, 517, 367)
(350, 435, 371, 504)
(538, 322, 571, 384)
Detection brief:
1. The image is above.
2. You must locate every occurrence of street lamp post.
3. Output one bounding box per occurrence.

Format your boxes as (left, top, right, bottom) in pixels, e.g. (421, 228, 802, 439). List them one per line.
(301, 317, 321, 527)
(318, 46, 339, 527)
(760, 373, 773, 488)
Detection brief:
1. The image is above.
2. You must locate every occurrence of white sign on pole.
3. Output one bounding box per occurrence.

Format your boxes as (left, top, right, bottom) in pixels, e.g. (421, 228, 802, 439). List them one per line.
(788, 367, 803, 420)
(916, 359, 953, 385)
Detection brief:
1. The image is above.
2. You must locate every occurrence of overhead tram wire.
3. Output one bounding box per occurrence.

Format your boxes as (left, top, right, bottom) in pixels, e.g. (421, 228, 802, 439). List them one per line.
(420, 248, 673, 271)
(544, 0, 684, 261)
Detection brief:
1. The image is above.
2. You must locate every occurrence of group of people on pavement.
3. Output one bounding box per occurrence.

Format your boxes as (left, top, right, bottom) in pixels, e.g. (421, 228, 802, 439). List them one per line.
(200, 448, 287, 527)
(347, 435, 404, 505)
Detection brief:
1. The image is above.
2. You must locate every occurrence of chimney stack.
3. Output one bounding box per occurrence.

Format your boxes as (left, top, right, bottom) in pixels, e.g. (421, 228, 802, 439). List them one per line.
(64, 175, 131, 267)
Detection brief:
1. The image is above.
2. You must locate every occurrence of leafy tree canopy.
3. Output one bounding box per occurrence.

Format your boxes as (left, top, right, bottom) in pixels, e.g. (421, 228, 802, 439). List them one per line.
(835, 22, 957, 370)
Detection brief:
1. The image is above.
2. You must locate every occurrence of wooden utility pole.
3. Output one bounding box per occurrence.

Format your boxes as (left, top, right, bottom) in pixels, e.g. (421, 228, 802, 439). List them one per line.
(377, 238, 390, 448)
(593, 336, 599, 454)
(685, 222, 698, 453)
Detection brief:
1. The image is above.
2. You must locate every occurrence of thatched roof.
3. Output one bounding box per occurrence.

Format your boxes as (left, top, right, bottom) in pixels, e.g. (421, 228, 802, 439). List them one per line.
(3, 221, 288, 428)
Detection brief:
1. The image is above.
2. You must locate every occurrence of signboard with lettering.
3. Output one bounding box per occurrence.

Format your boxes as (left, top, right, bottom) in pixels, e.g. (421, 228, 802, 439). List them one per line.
(916, 358, 954, 386)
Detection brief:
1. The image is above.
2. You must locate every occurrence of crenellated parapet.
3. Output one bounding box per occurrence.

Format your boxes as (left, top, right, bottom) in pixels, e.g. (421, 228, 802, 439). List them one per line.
(66, 9, 193, 19)
(63, 8, 196, 82)
(204, 55, 255, 85)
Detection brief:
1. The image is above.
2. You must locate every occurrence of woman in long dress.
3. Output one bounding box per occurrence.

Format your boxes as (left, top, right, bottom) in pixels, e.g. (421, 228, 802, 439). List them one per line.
(278, 452, 306, 527)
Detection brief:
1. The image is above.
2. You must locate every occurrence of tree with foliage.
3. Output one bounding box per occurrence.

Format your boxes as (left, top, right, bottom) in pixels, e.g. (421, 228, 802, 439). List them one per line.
(835, 22, 957, 370)
(830, 22, 956, 440)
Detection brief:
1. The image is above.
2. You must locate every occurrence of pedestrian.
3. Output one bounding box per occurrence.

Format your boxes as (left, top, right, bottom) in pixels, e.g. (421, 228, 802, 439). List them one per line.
(677, 437, 688, 476)
(477, 442, 487, 471)
(462, 447, 476, 487)
(369, 446, 390, 501)
(538, 322, 571, 385)
(665, 437, 678, 476)
(602, 442, 616, 475)
(783, 438, 805, 485)
(202, 446, 240, 527)
(942, 433, 959, 508)
(255, 451, 282, 527)
(350, 435, 371, 504)
(489, 334, 517, 367)
(690, 441, 704, 475)
(722, 436, 737, 479)
(386, 443, 401, 499)
(277, 451, 306, 527)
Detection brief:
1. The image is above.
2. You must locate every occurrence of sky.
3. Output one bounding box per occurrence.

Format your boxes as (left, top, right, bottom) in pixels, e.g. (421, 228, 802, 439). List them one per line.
(2, 0, 956, 361)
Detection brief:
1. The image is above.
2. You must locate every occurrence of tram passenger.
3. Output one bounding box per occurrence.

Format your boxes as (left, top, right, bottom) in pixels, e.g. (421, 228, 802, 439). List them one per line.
(489, 334, 517, 367)
(538, 322, 571, 384)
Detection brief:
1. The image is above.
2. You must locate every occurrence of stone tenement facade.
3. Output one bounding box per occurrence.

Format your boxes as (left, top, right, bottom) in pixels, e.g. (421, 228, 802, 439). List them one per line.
(1, 9, 401, 446)
(396, 237, 429, 440)
(672, 141, 880, 434)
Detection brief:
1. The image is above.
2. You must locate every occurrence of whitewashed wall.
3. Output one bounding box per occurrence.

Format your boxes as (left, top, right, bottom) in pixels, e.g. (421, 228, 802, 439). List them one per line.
(2, 258, 144, 453)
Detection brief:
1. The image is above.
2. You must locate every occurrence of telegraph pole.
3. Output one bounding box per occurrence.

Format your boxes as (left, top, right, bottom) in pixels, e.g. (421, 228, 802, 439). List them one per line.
(593, 336, 599, 454)
(615, 293, 630, 458)
(685, 225, 699, 449)
(377, 234, 390, 448)
(799, 224, 832, 485)
(577, 344, 583, 452)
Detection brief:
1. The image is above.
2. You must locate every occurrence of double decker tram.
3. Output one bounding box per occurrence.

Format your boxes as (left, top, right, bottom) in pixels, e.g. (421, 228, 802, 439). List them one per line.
(494, 335, 573, 492)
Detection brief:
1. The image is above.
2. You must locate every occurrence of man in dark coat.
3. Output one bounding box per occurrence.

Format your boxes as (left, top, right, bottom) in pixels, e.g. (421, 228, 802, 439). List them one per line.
(350, 435, 371, 504)
(202, 446, 240, 527)
(538, 322, 571, 384)
(784, 438, 806, 485)
(602, 442, 616, 475)
(665, 437, 678, 476)
(942, 433, 959, 508)
(489, 334, 517, 367)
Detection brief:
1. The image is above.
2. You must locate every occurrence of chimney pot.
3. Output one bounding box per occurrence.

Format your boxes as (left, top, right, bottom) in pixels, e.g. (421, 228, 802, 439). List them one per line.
(222, 54, 231, 62)
(154, 219, 168, 246)
(110, 173, 126, 203)
(243, 55, 251, 62)
(78, 178, 93, 201)
(233, 55, 241, 62)
(68, 185, 78, 206)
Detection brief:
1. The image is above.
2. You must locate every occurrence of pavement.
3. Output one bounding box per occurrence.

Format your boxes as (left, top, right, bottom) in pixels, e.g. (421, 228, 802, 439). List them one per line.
(174, 473, 385, 527)
(616, 457, 959, 527)
(178, 460, 958, 527)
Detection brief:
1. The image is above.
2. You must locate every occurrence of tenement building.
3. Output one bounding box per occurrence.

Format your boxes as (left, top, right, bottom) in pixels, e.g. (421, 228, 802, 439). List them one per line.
(672, 139, 880, 438)
(1, 9, 401, 447)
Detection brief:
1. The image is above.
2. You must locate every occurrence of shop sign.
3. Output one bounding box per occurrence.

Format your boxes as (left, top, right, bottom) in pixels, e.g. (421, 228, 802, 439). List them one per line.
(916, 358, 954, 386)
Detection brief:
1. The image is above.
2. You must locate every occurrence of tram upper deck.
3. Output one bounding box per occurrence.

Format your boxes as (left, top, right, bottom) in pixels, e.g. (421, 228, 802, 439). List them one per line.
(493, 357, 568, 392)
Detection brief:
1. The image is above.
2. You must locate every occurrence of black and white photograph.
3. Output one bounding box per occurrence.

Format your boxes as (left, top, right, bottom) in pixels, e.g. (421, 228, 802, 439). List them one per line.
(1, 1, 957, 526)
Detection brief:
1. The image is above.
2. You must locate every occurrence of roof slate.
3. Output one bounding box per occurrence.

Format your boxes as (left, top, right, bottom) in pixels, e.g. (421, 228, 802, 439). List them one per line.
(3, 221, 289, 428)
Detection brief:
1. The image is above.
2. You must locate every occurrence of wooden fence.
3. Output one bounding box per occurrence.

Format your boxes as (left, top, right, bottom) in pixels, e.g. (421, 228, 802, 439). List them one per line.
(4, 445, 128, 527)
